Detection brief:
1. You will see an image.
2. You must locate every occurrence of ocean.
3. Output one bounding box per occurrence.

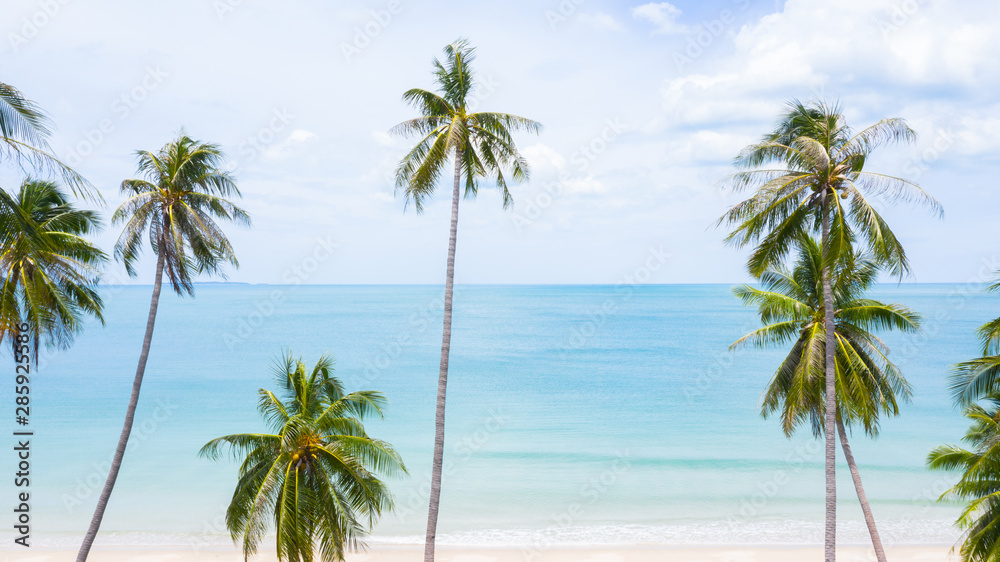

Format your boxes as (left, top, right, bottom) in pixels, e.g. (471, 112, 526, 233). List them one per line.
(5, 283, 996, 550)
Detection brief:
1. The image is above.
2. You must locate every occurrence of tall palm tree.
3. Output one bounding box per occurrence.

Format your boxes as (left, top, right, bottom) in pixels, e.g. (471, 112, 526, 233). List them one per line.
(1, 81, 96, 199)
(719, 100, 939, 561)
(0, 178, 105, 357)
(928, 395, 1000, 561)
(390, 38, 540, 562)
(732, 236, 920, 561)
(77, 134, 250, 561)
(201, 352, 406, 562)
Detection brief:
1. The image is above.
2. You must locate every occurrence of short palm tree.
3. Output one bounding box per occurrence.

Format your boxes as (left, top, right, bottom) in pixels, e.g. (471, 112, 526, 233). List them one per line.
(928, 395, 1000, 561)
(733, 236, 920, 561)
(949, 277, 1000, 404)
(201, 352, 406, 562)
(77, 134, 250, 561)
(929, 274, 1000, 560)
(390, 38, 540, 562)
(1, 82, 95, 199)
(719, 100, 940, 561)
(0, 178, 105, 357)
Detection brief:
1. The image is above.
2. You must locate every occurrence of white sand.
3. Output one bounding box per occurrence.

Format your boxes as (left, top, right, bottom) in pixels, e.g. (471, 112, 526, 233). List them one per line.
(0, 546, 958, 562)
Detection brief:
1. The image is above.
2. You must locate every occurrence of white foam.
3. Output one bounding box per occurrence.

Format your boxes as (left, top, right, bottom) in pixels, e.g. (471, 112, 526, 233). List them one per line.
(5, 520, 960, 550)
(372, 519, 959, 547)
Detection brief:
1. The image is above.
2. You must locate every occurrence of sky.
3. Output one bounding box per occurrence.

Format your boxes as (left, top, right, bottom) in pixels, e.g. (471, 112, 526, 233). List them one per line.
(2, 0, 998, 285)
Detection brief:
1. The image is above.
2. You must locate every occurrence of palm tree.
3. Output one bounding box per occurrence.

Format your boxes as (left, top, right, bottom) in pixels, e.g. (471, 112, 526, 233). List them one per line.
(732, 236, 920, 560)
(77, 134, 250, 561)
(1, 81, 95, 199)
(0, 178, 106, 358)
(719, 100, 940, 561)
(201, 352, 406, 562)
(0, 84, 102, 363)
(928, 395, 1000, 561)
(390, 38, 540, 562)
(928, 275, 1000, 560)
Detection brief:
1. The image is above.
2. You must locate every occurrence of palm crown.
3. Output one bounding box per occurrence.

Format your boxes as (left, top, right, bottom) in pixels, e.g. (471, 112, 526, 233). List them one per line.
(720, 100, 940, 276)
(113, 134, 250, 294)
(0, 178, 105, 356)
(391, 38, 541, 212)
(201, 353, 406, 562)
(732, 236, 920, 436)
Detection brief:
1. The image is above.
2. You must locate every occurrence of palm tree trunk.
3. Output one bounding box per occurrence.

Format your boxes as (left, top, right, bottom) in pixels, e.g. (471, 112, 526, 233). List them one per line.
(820, 192, 837, 562)
(77, 247, 166, 561)
(424, 149, 462, 562)
(837, 419, 887, 562)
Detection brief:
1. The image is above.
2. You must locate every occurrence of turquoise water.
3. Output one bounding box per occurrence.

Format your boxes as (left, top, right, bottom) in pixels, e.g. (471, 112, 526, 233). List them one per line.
(6, 284, 997, 549)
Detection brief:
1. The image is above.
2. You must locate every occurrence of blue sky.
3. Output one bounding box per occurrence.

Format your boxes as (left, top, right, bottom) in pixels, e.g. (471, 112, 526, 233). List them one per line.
(2, 0, 997, 284)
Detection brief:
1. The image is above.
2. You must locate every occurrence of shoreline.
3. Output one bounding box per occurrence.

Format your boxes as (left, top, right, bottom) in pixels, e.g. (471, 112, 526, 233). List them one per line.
(0, 545, 959, 561)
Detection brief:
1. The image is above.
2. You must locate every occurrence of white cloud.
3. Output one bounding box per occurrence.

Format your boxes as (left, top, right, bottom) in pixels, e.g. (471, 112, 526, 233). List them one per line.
(563, 175, 607, 194)
(726, 0, 1000, 89)
(950, 113, 1000, 157)
(577, 12, 623, 32)
(371, 130, 395, 147)
(262, 129, 318, 160)
(522, 143, 607, 194)
(632, 2, 687, 34)
(653, 0, 1000, 138)
(523, 143, 567, 173)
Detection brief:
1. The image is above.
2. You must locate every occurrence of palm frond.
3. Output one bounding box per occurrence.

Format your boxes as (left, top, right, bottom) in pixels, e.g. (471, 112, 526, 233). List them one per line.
(389, 41, 540, 213)
(735, 234, 916, 438)
(0, 178, 106, 357)
(113, 133, 249, 293)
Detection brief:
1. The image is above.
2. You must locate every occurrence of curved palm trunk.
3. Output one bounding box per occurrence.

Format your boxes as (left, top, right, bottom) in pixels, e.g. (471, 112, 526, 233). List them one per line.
(837, 419, 887, 562)
(77, 247, 166, 561)
(424, 149, 462, 562)
(821, 194, 837, 562)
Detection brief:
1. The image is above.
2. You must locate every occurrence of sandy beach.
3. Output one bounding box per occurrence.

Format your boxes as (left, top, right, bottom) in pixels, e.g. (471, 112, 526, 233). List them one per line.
(0, 546, 957, 562)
